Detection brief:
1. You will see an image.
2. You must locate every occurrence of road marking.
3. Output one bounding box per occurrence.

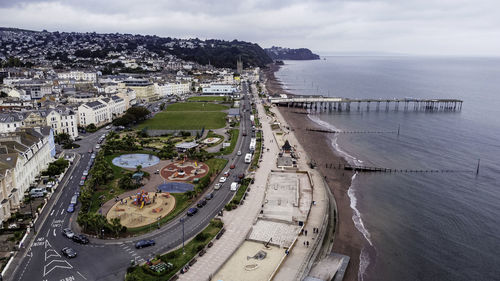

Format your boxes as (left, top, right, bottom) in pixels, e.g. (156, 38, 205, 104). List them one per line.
(70, 176, 73, 180)
(43, 259, 73, 277)
(60, 209, 64, 215)
(50, 209, 55, 216)
(46, 229, 50, 237)
(53, 229, 56, 237)
(77, 271, 87, 280)
(45, 249, 60, 261)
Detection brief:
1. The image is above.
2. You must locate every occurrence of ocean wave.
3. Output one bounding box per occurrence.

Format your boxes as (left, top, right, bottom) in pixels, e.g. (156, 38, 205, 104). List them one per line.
(358, 245, 371, 281)
(348, 175, 373, 246)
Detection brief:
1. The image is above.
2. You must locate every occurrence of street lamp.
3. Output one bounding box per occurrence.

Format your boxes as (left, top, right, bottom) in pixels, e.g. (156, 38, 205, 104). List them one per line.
(180, 217, 185, 255)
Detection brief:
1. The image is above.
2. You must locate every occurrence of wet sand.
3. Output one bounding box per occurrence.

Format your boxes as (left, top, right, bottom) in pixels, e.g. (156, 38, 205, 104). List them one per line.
(264, 64, 364, 281)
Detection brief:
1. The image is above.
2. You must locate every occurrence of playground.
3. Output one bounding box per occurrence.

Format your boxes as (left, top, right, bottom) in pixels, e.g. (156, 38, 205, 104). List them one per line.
(106, 190, 176, 228)
(161, 160, 209, 182)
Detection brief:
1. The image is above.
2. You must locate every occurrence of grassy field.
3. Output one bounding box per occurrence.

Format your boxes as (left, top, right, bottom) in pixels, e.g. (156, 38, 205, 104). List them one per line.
(125, 220, 223, 281)
(166, 102, 228, 111)
(137, 111, 227, 130)
(137, 102, 228, 130)
(187, 96, 225, 102)
(220, 129, 239, 155)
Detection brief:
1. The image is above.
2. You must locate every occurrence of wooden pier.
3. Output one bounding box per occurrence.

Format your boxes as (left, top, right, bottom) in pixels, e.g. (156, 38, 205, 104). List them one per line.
(323, 163, 470, 174)
(270, 96, 463, 112)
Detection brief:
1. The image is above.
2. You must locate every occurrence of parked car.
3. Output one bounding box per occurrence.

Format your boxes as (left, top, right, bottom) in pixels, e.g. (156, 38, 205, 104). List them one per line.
(79, 180, 85, 186)
(29, 188, 46, 198)
(205, 193, 214, 200)
(219, 177, 227, 183)
(72, 234, 89, 244)
(67, 204, 75, 213)
(196, 199, 207, 208)
(88, 149, 92, 154)
(187, 208, 198, 216)
(62, 228, 75, 239)
(95, 144, 100, 149)
(237, 173, 245, 179)
(90, 153, 96, 159)
(70, 195, 78, 205)
(230, 182, 238, 191)
(83, 170, 88, 176)
(106, 125, 111, 130)
(237, 150, 242, 156)
(230, 164, 236, 169)
(214, 183, 221, 190)
(223, 170, 230, 177)
(61, 247, 77, 258)
(135, 239, 155, 249)
(81, 176, 86, 181)
(242, 132, 247, 136)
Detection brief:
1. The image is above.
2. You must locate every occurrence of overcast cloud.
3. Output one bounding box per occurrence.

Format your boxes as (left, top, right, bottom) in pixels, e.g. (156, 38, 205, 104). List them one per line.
(1, 0, 499, 56)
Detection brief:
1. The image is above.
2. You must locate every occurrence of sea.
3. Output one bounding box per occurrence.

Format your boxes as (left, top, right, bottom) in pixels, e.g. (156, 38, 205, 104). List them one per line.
(275, 56, 500, 281)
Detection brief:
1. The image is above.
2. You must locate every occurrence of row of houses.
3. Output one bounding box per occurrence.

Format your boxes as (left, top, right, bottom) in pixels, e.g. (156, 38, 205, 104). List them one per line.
(0, 94, 128, 139)
(0, 127, 55, 223)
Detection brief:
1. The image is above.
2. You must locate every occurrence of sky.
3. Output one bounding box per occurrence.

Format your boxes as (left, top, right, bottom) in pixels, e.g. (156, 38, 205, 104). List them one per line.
(1, 0, 500, 56)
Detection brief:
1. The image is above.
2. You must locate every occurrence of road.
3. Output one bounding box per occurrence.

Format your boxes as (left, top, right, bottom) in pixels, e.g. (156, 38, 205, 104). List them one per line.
(9, 81, 253, 281)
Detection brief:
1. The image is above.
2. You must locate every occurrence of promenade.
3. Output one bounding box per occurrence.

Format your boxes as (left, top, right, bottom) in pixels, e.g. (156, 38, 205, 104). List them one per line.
(179, 83, 331, 281)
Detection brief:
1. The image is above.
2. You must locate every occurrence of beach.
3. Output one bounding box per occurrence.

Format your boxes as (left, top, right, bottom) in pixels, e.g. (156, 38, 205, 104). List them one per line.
(264, 64, 364, 281)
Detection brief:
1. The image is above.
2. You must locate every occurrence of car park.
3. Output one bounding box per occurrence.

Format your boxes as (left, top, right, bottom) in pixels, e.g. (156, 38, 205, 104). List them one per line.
(61, 247, 77, 258)
(62, 228, 75, 238)
(219, 177, 227, 183)
(135, 239, 155, 249)
(196, 199, 207, 208)
(72, 234, 89, 244)
(205, 193, 214, 200)
(67, 204, 75, 213)
(187, 207, 198, 216)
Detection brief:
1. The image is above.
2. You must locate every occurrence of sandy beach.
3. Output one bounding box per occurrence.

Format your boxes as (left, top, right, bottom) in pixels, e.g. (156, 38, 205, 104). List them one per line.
(264, 64, 364, 281)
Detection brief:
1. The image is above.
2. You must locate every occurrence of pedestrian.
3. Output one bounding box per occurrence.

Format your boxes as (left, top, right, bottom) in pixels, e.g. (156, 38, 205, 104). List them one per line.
(305, 229, 308, 236)
(306, 241, 309, 248)
(303, 241, 305, 246)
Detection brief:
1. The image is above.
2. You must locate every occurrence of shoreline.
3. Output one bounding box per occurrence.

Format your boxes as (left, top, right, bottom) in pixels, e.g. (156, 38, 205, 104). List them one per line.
(264, 63, 364, 281)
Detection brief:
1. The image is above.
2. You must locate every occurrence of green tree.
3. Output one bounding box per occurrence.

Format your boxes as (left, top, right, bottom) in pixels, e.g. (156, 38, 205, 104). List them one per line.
(55, 133, 71, 145)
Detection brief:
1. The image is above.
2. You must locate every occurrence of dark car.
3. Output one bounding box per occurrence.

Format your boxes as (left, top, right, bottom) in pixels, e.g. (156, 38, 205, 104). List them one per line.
(230, 164, 236, 169)
(238, 173, 245, 179)
(72, 234, 89, 244)
(187, 207, 198, 216)
(67, 204, 75, 213)
(135, 239, 155, 249)
(205, 193, 214, 200)
(61, 247, 77, 258)
(196, 200, 207, 208)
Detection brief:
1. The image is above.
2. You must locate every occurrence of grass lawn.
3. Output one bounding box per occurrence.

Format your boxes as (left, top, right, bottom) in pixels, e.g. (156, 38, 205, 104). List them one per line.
(137, 111, 227, 130)
(166, 102, 228, 111)
(205, 158, 228, 174)
(220, 129, 239, 155)
(232, 178, 251, 205)
(126, 220, 223, 281)
(187, 96, 225, 102)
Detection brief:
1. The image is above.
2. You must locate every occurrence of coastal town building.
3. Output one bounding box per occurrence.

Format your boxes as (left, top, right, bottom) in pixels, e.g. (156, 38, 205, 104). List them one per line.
(77, 95, 126, 127)
(155, 82, 191, 97)
(57, 70, 98, 83)
(202, 84, 237, 95)
(119, 78, 157, 102)
(0, 127, 54, 223)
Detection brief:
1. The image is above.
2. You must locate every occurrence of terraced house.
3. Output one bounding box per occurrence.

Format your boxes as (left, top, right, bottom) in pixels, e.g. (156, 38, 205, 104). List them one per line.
(0, 127, 54, 223)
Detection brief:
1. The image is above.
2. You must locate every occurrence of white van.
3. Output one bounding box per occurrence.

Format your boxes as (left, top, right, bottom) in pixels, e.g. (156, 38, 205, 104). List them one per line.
(230, 182, 238, 191)
(70, 195, 78, 205)
(30, 188, 46, 198)
(244, 153, 252, 164)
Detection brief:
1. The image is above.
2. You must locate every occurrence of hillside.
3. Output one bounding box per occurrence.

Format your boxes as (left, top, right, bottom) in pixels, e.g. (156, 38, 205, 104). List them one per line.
(265, 46, 320, 60)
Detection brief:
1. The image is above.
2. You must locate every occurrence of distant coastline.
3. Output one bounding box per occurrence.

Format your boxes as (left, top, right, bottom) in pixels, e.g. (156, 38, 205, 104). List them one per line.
(264, 62, 364, 281)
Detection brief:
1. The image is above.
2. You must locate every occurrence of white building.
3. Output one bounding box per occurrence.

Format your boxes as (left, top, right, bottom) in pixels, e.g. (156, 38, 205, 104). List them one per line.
(155, 82, 191, 97)
(77, 95, 126, 127)
(0, 127, 54, 223)
(44, 108, 79, 139)
(57, 70, 97, 83)
(202, 84, 237, 95)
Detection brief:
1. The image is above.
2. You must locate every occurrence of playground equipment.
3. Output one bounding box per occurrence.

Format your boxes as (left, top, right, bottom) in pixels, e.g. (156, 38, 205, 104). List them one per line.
(133, 190, 151, 207)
